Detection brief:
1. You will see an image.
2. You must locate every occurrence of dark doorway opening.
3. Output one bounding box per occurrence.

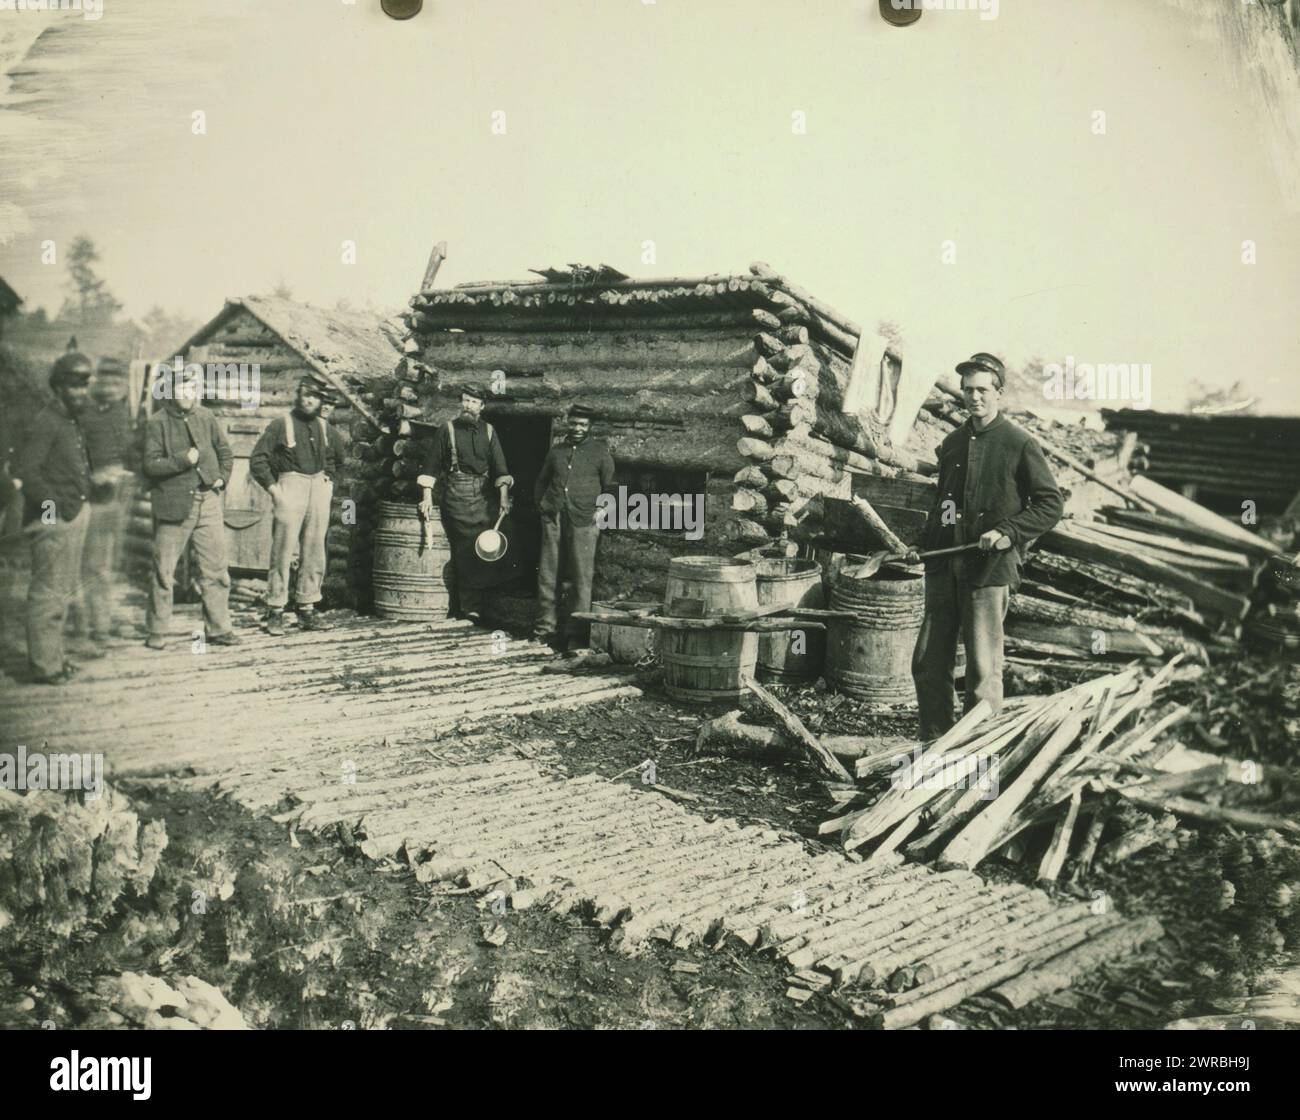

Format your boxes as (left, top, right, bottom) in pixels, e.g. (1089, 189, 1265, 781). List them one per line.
(484, 413, 555, 589)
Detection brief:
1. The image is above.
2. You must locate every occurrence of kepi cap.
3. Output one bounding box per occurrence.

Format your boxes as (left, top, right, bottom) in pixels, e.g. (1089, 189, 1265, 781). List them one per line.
(955, 353, 1005, 387)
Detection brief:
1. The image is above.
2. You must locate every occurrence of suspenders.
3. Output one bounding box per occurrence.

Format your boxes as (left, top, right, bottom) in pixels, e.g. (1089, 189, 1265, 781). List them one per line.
(282, 412, 327, 450)
(282, 412, 330, 475)
(446, 420, 493, 474)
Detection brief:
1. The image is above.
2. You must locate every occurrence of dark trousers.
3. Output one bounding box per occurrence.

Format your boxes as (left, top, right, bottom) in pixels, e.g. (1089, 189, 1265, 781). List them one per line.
(26, 504, 90, 678)
(536, 511, 599, 644)
(910, 563, 1009, 741)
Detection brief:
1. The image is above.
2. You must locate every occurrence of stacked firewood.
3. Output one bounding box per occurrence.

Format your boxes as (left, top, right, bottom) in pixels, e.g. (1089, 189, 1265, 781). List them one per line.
(820, 658, 1300, 880)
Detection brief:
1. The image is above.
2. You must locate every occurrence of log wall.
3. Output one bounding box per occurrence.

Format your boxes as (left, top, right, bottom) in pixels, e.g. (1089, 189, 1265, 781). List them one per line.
(359, 272, 959, 605)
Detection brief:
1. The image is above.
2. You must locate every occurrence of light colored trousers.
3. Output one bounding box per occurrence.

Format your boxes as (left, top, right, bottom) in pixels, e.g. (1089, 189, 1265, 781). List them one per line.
(26, 503, 90, 677)
(910, 563, 1010, 742)
(81, 491, 129, 637)
(267, 471, 332, 610)
(149, 490, 233, 639)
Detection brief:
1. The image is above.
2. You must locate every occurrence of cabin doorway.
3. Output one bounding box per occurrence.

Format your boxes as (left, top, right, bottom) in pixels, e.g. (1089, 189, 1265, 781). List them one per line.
(484, 413, 555, 589)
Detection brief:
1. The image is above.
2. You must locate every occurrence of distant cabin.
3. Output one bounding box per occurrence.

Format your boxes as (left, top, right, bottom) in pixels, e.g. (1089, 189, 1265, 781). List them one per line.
(173, 296, 401, 606)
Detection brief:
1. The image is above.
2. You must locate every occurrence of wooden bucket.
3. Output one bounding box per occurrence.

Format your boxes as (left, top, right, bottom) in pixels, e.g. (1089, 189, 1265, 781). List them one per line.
(755, 557, 825, 683)
(660, 556, 758, 703)
(826, 566, 925, 703)
(372, 501, 451, 620)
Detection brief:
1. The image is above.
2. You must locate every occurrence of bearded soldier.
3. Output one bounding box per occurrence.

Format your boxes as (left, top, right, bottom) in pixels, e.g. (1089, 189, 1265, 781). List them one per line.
(417, 385, 513, 623)
(250, 377, 339, 635)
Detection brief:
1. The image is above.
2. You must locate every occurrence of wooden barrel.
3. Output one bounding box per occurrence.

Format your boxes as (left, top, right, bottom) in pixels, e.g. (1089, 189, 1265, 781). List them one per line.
(372, 501, 451, 620)
(660, 556, 758, 703)
(755, 557, 825, 683)
(589, 600, 659, 664)
(826, 566, 925, 703)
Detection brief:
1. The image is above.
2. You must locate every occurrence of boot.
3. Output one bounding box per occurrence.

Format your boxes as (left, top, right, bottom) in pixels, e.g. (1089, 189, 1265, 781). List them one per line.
(265, 610, 285, 637)
(298, 609, 331, 632)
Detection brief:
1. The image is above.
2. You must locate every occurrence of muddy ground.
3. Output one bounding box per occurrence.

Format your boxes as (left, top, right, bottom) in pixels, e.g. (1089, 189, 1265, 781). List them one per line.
(3, 656, 1297, 1031)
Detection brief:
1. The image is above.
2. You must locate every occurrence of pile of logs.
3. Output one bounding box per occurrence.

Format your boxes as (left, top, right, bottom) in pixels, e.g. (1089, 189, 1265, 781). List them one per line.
(728, 262, 945, 550)
(819, 657, 1300, 879)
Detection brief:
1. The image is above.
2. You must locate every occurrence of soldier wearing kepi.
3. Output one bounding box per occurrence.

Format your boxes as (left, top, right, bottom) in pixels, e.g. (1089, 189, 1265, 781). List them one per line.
(142, 363, 238, 650)
(417, 386, 513, 623)
(250, 377, 339, 635)
(77, 355, 136, 646)
(13, 345, 94, 683)
(910, 353, 1064, 740)
(533, 404, 615, 650)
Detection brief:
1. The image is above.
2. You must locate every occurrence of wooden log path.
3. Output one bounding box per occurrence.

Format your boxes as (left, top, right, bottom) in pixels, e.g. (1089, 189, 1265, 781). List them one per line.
(0, 606, 1157, 1028)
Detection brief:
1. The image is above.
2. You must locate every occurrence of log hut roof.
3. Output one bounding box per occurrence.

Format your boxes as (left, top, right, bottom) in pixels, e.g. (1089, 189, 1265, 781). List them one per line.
(183, 295, 403, 427)
(411, 271, 849, 337)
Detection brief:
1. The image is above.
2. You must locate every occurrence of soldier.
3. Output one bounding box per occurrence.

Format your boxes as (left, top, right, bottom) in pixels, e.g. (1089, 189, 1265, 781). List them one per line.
(141, 363, 238, 650)
(910, 353, 1064, 739)
(250, 377, 338, 635)
(417, 385, 514, 623)
(13, 346, 94, 683)
(77, 355, 136, 645)
(533, 404, 615, 650)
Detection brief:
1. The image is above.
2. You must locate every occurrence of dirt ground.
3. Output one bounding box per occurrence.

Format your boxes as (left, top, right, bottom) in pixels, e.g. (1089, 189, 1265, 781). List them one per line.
(5, 649, 1297, 1031)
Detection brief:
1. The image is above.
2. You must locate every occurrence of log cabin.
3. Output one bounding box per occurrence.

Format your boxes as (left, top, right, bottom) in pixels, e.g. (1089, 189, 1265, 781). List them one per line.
(364, 263, 961, 617)
(175, 296, 402, 608)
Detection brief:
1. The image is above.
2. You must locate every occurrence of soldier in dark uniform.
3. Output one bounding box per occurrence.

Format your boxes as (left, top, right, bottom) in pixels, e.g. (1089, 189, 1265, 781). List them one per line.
(910, 353, 1064, 739)
(534, 404, 616, 650)
(417, 386, 514, 623)
(13, 347, 95, 683)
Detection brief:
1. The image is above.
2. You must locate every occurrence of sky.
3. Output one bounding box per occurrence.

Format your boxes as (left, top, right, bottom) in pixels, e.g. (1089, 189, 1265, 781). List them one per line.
(1, 0, 1298, 413)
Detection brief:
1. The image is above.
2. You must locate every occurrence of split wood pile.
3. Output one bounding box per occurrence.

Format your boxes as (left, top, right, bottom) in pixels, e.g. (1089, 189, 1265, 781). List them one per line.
(1164, 953, 1300, 1030)
(1244, 552, 1300, 662)
(821, 658, 1300, 879)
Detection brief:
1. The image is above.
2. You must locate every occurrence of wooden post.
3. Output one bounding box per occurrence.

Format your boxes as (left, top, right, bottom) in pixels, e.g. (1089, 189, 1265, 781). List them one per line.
(420, 240, 448, 292)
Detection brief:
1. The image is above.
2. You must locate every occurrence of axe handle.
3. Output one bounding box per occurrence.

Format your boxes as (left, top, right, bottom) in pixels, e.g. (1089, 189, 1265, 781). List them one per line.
(916, 538, 1012, 561)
